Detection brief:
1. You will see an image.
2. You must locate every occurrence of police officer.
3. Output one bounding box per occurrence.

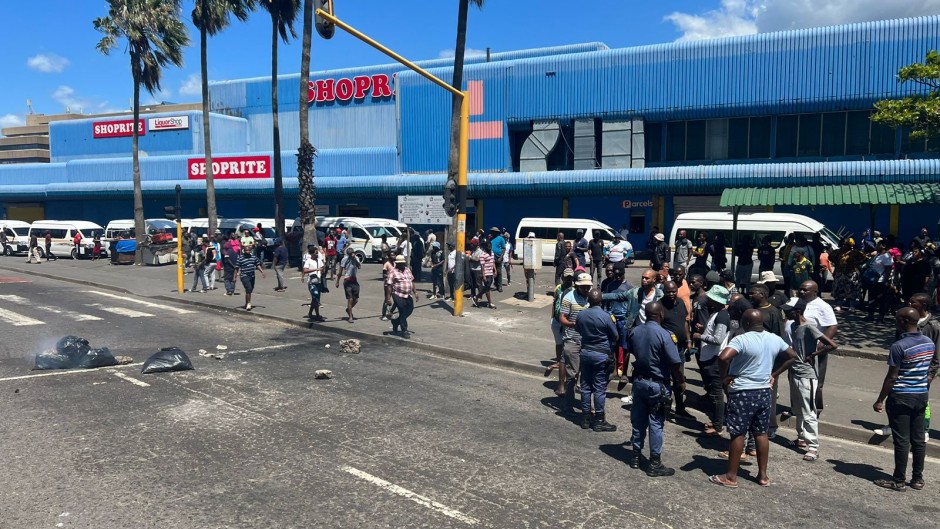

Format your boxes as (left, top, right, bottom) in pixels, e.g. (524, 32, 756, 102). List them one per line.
(627, 301, 686, 477)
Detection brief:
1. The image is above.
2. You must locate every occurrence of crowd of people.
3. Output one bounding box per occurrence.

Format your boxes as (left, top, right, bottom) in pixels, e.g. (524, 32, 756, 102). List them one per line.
(550, 226, 938, 491)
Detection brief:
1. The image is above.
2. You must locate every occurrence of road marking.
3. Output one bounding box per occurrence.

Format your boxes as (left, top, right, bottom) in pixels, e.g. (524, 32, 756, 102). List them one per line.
(340, 465, 479, 525)
(83, 291, 195, 314)
(0, 294, 102, 321)
(228, 343, 303, 355)
(0, 307, 44, 326)
(85, 303, 154, 318)
(0, 363, 144, 382)
(113, 372, 150, 387)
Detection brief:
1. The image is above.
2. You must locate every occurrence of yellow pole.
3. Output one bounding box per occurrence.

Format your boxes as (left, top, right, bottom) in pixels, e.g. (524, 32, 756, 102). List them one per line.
(454, 91, 469, 317)
(177, 221, 184, 294)
(889, 204, 900, 237)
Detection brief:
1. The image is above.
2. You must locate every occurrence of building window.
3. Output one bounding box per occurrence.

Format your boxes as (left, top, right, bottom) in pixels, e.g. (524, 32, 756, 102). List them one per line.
(749, 117, 771, 158)
(870, 121, 896, 155)
(685, 120, 707, 160)
(845, 111, 870, 155)
(645, 123, 663, 163)
(727, 118, 749, 159)
(666, 122, 686, 162)
(821, 112, 847, 157)
(776, 115, 799, 158)
(797, 113, 821, 157)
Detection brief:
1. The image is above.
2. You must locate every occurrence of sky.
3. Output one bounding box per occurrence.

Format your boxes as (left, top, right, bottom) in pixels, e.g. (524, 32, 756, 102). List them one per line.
(1, 0, 939, 133)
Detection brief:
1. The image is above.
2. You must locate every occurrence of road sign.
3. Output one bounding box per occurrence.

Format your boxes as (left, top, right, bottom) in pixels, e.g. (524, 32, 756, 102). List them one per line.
(397, 195, 450, 225)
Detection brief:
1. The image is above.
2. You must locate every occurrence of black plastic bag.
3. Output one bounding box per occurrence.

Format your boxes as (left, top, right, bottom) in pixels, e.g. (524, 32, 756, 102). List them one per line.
(141, 347, 194, 374)
(76, 347, 119, 369)
(56, 335, 90, 364)
(34, 349, 73, 370)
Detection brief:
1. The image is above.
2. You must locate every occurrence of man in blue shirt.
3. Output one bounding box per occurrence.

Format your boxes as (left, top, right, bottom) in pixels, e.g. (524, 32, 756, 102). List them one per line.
(711, 309, 796, 488)
(627, 301, 685, 477)
(576, 289, 620, 432)
(489, 227, 506, 293)
(334, 227, 347, 278)
(873, 307, 935, 491)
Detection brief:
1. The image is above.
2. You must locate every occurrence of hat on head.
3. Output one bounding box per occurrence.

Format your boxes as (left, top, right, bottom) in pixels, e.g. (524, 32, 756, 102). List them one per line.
(888, 247, 902, 257)
(705, 285, 730, 305)
(447, 242, 455, 248)
(757, 271, 778, 284)
(654, 233, 665, 242)
(613, 234, 622, 241)
(394, 255, 407, 264)
(490, 226, 500, 232)
(781, 297, 807, 312)
(705, 270, 721, 284)
(575, 273, 593, 286)
(563, 267, 575, 277)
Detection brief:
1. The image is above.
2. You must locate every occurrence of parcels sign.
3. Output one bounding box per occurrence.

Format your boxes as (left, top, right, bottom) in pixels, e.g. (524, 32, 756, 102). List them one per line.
(187, 155, 271, 179)
(93, 119, 146, 138)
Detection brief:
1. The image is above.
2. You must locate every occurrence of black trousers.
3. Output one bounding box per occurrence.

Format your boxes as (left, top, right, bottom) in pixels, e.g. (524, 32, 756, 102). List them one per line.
(446, 271, 456, 298)
(391, 295, 415, 332)
(699, 357, 725, 429)
(886, 392, 928, 481)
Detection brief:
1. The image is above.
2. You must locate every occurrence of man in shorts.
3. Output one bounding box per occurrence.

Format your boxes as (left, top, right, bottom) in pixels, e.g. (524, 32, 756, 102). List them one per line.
(710, 309, 796, 488)
(551, 268, 576, 396)
(336, 246, 361, 322)
(235, 246, 265, 311)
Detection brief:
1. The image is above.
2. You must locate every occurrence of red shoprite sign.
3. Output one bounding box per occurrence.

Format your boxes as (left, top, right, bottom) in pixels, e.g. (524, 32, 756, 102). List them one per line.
(307, 73, 393, 104)
(188, 155, 271, 180)
(93, 119, 146, 138)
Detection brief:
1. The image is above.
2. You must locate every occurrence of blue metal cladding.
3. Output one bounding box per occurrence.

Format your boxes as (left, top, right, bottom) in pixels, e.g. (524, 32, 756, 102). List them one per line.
(12, 159, 940, 200)
(315, 147, 398, 176)
(0, 162, 66, 185)
(248, 104, 398, 152)
(398, 65, 510, 173)
(49, 111, 249, 162)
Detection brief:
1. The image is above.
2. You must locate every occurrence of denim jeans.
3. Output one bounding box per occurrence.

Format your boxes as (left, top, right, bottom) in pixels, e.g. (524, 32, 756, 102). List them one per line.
(191, 267, 207, 291)
(887, 392, 929, 481)
(391, 295, 414, 332)
(579, 350, 611, 415)
(631, 377, 670, 455)
(223, 267, 235, 294)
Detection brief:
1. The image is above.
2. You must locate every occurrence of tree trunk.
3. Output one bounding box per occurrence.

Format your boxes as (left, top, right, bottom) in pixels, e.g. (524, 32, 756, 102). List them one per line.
(297, 0, 319, 251)
(131, 55, 145, 266)
(201, 2, 218, 236)
(447, 0, 470, 246)
(271, 15, 285, 237)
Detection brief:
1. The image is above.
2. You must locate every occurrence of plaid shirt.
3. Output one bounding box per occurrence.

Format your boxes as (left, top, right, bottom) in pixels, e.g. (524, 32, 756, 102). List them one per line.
(386, 267, 415, 298)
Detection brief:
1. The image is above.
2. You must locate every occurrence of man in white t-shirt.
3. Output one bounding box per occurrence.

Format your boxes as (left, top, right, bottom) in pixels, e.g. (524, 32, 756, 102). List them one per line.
(606, 235, 633, 266)
(798, 280, 838, 414)
(302, 246, 326, 321)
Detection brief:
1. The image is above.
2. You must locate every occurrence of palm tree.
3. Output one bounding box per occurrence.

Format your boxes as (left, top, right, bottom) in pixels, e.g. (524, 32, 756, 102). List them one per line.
(260, 0, 300, 238)
(297, 0, 318, 249)
(95, 0, 190, 265)
(192, 0, 255, 236)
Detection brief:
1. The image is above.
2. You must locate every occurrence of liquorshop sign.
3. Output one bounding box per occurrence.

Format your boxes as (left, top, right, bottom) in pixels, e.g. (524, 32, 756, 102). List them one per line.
(93, 119, 146, 139)
(307, 73, 393, 104)
(148, 115, 190, 131)
(188, 155, 271, 180)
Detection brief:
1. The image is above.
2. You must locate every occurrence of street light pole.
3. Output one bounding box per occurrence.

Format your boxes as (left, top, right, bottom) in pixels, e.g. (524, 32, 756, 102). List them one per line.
(176, 184, 183, 295)
(315, 8, 470, 316)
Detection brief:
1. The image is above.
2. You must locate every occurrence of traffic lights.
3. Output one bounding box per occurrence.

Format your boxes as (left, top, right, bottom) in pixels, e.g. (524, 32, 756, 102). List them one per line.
(164, 205, 179, 221)
(315, 0, 335, 40)
(443, 178, 457, 217)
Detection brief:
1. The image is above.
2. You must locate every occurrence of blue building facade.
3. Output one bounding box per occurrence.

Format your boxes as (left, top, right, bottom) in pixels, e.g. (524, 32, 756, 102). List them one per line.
(2, 18, 940, 248)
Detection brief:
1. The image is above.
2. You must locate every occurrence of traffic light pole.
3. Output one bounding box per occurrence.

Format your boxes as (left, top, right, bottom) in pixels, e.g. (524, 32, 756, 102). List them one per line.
(315, 8, 470, 316)
(176, 184, 183, 295)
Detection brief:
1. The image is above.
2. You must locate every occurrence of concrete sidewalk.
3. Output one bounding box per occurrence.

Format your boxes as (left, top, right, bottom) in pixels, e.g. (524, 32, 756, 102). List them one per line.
(1, 256, 937, 456)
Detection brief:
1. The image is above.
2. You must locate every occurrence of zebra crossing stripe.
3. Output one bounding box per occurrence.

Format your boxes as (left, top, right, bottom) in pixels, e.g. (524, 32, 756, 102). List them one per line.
(83, 291, 195, 314)
(0, 294, 102, 322)
(0, 307, 44, 326)
(85, 303, 154, 318)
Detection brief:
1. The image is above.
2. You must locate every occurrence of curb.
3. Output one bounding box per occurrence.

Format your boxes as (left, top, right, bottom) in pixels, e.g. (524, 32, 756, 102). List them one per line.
(5, 262, 932, 456)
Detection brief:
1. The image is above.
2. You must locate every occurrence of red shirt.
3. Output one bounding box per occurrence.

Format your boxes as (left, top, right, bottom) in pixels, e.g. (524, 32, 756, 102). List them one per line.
(325, 236, 337, 256)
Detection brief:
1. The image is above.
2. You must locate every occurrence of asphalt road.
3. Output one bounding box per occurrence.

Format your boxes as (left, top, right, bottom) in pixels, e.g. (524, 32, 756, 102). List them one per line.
(0, 276, 938, 528)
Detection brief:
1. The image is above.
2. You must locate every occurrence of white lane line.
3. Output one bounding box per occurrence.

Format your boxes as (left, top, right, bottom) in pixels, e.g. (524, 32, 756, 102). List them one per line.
(85, 303, 154, 318)
(0, 307, 45, 326)
(340, 465, 479, 525)
(0, 363, 144, 382)
(113, 372, 150, 387)
(83, 291, 195, 314)
(228, 343, 303, 355)
(0, 294, 102, 322)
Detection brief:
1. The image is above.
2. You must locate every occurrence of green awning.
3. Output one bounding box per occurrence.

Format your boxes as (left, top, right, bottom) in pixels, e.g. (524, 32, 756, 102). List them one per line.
(719, 184, 940, 207)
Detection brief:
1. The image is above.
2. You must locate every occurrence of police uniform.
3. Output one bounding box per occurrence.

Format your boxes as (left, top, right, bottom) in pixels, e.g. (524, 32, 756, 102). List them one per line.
(629, 320, 683, 463)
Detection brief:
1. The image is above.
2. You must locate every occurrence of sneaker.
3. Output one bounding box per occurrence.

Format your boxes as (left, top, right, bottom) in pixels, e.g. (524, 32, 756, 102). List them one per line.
(245, 303, 252, 311)
(874, 426, 892, 436)
(620, 395, 634, 405)
(926, 433, 931, 443)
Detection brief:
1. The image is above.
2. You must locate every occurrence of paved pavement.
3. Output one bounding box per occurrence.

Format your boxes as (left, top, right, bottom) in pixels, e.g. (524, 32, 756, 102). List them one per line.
(0, 256, 937, 457)
(1, 277, 938, 528)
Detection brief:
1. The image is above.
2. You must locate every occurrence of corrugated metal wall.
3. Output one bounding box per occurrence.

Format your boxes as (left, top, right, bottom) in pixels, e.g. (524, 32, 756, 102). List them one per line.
(250, 105, 398, 152)
(192, 113, 250, 154)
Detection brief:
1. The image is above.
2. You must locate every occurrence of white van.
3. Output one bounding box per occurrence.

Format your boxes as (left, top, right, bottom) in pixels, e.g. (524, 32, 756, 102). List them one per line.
(105, 219, 179, 241)
(1, 220, 33, 256)
(514, 217, 619, 264)
(28, 220, 107, 259)
(668, 212, 841, 281)
(316, 217, 407, 262)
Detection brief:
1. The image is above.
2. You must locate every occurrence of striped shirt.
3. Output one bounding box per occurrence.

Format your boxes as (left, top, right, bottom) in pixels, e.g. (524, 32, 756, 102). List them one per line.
(560, 290, 590, 344)
(888, 332, 935, 394)
(236, 254, 261, 278)
(479, 251, 495, 277)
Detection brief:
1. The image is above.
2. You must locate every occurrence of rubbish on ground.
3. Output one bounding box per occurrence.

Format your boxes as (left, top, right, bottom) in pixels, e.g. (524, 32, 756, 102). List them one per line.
(324, 344, 331, 349)
(339, 339, 361, 354)
(314, 369, 333, 379)
(114, 356, 134, 365)
(199, 349, 226, 360)
(216, 345, 228, 351)
(33, 335, 119, 370)
(141, 347, 194, 374)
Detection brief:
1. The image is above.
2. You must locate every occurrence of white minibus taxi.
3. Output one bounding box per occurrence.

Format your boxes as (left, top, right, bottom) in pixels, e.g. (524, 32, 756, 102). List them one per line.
(28, 220, 107, 259)
(514, 217, 619, 264)
(1, 220, 33, 255)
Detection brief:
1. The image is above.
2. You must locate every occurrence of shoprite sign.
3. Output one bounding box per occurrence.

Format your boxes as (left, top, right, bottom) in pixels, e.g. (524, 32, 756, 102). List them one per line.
(93, 119, 146, 138)
(187, 155, 271, 179)
(307, 73, 393, 104)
